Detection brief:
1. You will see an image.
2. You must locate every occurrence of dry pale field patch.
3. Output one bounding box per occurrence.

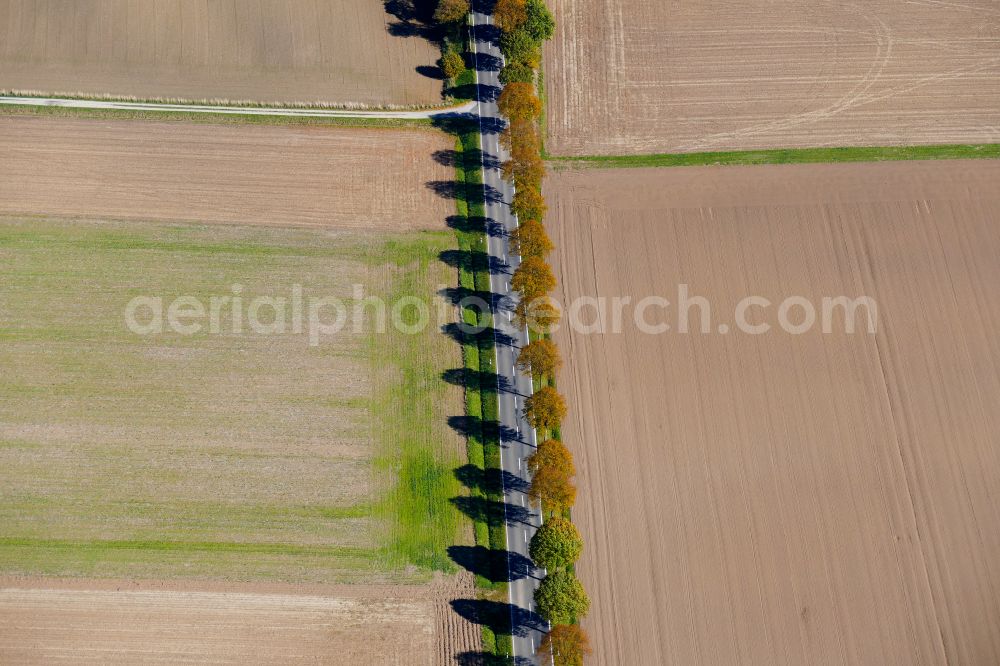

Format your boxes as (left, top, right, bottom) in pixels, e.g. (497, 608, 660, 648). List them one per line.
(0, 115, 452, 230)
(548, 160, 1000, 665)
(0, 576, 478, 665)
(545, 0, 1000, 155)
(0, 0, 442, 106)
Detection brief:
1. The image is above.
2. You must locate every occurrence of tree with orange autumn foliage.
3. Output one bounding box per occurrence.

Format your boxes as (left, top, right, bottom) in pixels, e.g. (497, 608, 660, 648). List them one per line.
(527, 438, 575, 476)
(494, 0, 528, 31)
(498, 82, 542, 122)
(511, 256, 556, 300)
(524, 386, 567, 430)
(539, 624, 593, 666)
(529, 462, 576, 511)
(516, 338, 562, 379)
(509, 218, 554, 258)
(513, 295, 561, 333)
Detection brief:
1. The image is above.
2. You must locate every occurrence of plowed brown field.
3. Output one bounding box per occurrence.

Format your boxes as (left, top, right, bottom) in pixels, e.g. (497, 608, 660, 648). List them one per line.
(0, 576, 479, 665)
(0, 0, 442, 106)
(545, 0, 1000, 155)
(548, 160, 1000, 665)
(0, 115, 452, 230)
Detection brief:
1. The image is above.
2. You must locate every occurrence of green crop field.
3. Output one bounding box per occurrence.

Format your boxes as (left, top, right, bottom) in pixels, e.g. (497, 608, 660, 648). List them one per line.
(0, 216, 467, 583)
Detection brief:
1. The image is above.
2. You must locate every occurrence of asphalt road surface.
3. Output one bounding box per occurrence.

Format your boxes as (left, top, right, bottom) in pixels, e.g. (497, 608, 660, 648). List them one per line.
(470, 5, 547, 664)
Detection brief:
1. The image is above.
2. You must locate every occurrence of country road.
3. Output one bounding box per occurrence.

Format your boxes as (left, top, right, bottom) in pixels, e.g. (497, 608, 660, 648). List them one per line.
(0, 95, 476, 120)
(470, 5, 548, 664)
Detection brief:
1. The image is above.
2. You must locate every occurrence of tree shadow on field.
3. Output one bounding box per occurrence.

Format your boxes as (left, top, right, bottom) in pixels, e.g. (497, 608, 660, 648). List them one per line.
(443, 368, 517, 395)
(432, 112, 506, 136)
(447, 82, 502, 103)
(449, 545, 536, 582)
(451, 495, 534, 528)
(441, 322, 515, 348)
(451, 599, 547, 638)
(434, 148, 502, 171)
(454, 463, 530, 495)
(456, 652, 534, 666)
(384, 0, 439, 39)
(437, 284, 496, 311)
(448, 415, 521, 445)
(439, 249, 509, 275)
(427, 179, 504, 206)
(416, 64, 446, 80)
(446, 214, 505, 238)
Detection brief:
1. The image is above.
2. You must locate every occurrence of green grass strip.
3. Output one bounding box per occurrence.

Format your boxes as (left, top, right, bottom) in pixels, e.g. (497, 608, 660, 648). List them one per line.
(549, 143, 1000, 169)
(0, 537, 377, 558)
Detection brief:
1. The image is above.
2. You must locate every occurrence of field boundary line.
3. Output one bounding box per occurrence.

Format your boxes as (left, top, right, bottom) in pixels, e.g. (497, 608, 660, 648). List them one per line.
(0, 95, 476, 120)
(547, 144, 1000, 169)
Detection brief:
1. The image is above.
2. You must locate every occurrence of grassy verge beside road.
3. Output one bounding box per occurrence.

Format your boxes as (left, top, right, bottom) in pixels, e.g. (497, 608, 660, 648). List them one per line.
(450, 127, 516, 658)
(549, 143, 1000, 168)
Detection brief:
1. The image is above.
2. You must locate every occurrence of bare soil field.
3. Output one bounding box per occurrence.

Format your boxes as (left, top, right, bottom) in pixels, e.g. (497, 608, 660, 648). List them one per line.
(0, 576, 479, 664)
(0, 115, 452, 230)
(544, 0, 1000, 155)
(548, 160, 1000, 664)
(0, 0, 442, 106)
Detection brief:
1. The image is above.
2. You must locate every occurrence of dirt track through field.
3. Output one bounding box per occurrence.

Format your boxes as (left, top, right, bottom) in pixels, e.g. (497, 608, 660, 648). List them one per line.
(0, 115, 452, 229)
(545, 0, 1000, 155)
(548, 160, 1000, 665)
(0, 0, 442, 106)
(0, 576, 479, 665)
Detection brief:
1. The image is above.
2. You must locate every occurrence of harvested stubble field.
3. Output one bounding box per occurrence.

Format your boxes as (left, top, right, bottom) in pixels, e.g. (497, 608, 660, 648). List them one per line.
(548, 160, 1000, 665)
(0, 115, 452, 230)
(544, 0, 1000, 155)
(0, 576, 478, 664)
(0, 0, 442, 106)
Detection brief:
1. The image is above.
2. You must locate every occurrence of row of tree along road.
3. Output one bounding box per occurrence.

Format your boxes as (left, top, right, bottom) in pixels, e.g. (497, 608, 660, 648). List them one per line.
(429, 0, 592, 660)
(496, 2, 594, 664)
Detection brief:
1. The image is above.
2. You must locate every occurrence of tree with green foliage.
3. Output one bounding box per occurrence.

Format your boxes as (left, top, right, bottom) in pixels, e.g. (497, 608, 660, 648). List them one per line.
(534, 570, 590, 624)
(530, 516, 583, 571)
(539, 624, 593, 666)
(500, 61, 535, 85)
(434, 0, 470, 24)
(441, 51, 466, 80)
(509, 218, 554, 258)
(511, 256, 556, 300)
(523, 385, 567, 430)
(511, 188, 547, 220)
(524, 0, 556, 41)
(500, 29, 542, 68)
(516, 338, 562, 379)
